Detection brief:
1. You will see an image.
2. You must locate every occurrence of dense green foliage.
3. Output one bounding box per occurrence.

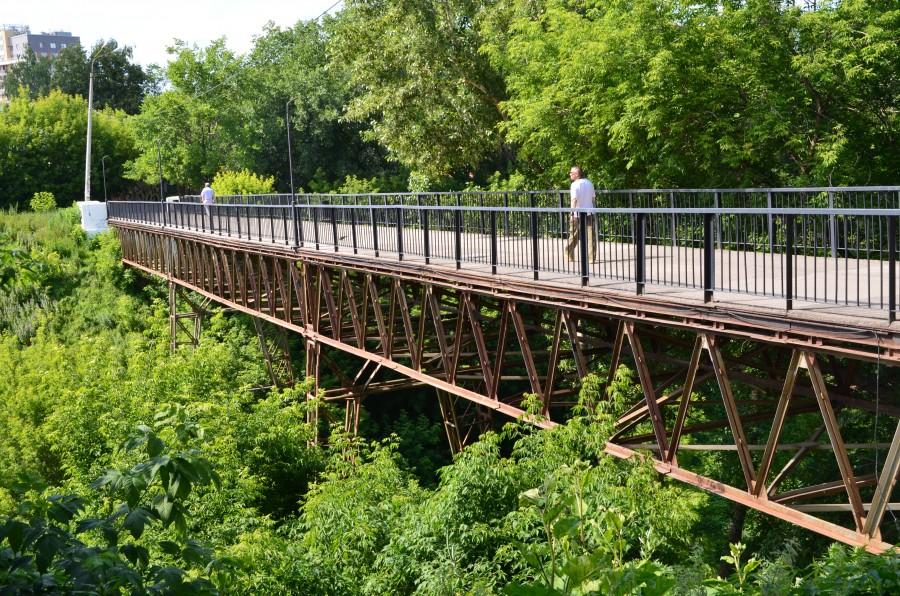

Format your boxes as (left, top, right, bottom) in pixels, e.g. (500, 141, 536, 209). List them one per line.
(210, 169, 275, 196)
(0, 92, 137, 208)
(2, 0, 894, 205)
(2, 210, 900, 593)
(4, 40, 150, 114)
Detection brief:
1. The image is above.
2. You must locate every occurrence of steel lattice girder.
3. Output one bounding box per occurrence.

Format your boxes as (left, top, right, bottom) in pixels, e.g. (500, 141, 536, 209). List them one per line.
(114, 224, 900, 553)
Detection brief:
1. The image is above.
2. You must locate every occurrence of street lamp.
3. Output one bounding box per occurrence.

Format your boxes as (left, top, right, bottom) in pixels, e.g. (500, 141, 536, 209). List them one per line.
(156, 139, 164, 202)
(286, 98, 295, 203)
(101, 155, 110, 201)
(84, 42, 110, 201)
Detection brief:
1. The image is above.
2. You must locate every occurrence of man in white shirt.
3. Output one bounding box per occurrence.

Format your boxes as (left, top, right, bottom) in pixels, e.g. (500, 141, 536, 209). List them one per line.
(566, 166, 596, 262)
(200, 182, 215, 227)
(201, 182, 215, 207)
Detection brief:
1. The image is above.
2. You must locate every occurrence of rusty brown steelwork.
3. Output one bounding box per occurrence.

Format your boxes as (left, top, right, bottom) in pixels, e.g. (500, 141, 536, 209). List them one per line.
(112, 221, 900, 553)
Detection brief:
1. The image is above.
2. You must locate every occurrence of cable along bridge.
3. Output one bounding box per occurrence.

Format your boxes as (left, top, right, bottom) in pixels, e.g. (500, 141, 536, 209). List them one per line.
(109, 186, 900, 553)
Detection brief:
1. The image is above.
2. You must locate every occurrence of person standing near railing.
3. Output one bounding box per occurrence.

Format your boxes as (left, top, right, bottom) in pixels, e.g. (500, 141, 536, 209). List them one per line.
(201, 182, 215, 230)
(566, 166, 597, 262)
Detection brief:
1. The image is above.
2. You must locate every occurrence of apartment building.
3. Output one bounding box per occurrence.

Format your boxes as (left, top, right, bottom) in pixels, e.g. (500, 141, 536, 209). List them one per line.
(0, 25, 80, 101)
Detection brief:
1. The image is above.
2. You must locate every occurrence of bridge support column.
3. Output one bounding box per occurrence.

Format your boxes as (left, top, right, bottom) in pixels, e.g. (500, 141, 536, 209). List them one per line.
(305, 339, 321, 442)
(168, 282, 208, 353)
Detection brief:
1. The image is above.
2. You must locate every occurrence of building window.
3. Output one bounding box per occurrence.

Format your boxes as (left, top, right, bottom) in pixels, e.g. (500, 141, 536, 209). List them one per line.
(50, 43, 56, 49)
(39, 42, 43, 48)
(61, 43, 67, 48)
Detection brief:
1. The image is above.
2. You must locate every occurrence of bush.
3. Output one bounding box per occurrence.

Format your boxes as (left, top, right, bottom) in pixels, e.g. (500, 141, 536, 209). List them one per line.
(211, 169, 275, 196)
(29, 192, 56, 212)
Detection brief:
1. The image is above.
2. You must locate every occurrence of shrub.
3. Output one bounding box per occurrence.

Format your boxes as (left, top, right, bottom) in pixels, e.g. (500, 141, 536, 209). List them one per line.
(211, 169, 275, 196)
(29, 191, 56, 212)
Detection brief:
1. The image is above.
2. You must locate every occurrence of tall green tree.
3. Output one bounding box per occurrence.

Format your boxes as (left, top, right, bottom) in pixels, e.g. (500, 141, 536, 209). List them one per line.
(52, 40, 149, 114)
(486, 0, 899, 188)
(126, 39, 246, 189)
(0, 91, 136, 208)
(329, 0, 508, 186)
(3, 48, 52, 100)
(244, 21, 399, 192)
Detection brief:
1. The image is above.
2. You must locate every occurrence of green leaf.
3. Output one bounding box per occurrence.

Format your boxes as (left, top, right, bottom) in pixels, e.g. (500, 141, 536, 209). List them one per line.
(154, 494, 174, 524)
(121, 543, 150, 568)
(123, 506, 152, 539)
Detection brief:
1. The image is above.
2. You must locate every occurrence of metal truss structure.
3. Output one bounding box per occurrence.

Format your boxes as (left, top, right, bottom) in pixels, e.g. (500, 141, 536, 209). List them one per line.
(116, 223, 900, 553)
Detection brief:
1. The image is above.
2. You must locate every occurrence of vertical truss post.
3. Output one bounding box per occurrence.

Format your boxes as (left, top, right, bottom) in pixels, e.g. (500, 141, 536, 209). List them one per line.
(753, 350, 801, 495)
(804, 351, 867, 531)
(864, 419, 900, 537)
(703, 334, 756, 490)
(305, 339, 321, 443)
(624, 322, 669, 459)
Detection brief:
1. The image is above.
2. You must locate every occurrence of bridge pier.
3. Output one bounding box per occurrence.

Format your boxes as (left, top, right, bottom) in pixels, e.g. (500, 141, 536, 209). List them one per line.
(168, 281, 208, 352)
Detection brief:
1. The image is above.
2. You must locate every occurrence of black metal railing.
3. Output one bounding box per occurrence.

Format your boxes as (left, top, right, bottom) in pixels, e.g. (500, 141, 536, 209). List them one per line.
(107, 187, 900, 320)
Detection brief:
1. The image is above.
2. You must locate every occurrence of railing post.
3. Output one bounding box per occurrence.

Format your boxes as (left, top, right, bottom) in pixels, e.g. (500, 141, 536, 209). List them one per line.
(291, 202, 299, 248)
(331, 206, 339, 252)
(714, 191, 721, 251)
(635, 213, 646, 295)
(531, 195, 539, 281)
(312, 204, 320, 250)
(704, 213, 714, 303)
(350, 205, 358, 254)
(397, 206, 404, 261)
(370, 202, 380, 257)
(829, 190, 837, 257)
(767, 190, 774, 253)
(422, 204, 430, 265)
(579, 212, 589, 286)
(490, 210, 498, 275)
(890, 216, 897, 323)
(785, 214, 794, 311)
(454, 208, 462, 269)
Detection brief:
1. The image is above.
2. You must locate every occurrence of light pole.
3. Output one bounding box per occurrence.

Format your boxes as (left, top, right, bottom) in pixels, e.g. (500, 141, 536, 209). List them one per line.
(156, 139, 164, 202)
(84, 42, 109, 201)
(286, 98, 295, 203)
(101, 155, 110, 201)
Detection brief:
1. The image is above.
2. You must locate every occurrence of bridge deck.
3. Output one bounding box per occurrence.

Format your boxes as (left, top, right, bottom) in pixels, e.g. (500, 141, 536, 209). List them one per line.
(123, 211, 897, 334)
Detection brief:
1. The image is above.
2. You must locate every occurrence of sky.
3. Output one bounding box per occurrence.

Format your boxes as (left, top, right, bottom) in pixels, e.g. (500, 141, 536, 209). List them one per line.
(3, 0, 343, 67)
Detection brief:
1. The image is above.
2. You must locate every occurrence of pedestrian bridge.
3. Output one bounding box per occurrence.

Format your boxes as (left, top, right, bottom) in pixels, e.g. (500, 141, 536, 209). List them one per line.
(108, 186, 900, 552)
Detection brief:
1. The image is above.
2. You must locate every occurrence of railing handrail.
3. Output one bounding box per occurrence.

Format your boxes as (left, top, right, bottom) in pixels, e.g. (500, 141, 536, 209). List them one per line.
(176, 185, 900, 199)
(108, 200, 900, 217)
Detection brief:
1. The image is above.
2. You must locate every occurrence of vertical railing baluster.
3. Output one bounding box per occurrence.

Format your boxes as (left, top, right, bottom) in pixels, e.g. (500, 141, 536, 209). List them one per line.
(704, 213, 714, 302)
(312, 204, 320, 250)
(890, 216, 897, 323)
(454, 208, 462, 269)
(422, 205, 431, 264)
(785, 214, 794, 311)
(397, 206, 404, 261)
(636, 213, 646, 295)
(579, 212, 589, 286)
(490, 210, 498, 275)
(371, 203, 379, 257)
(351, 206, 358, 254)
(331, 205, 339, 252)
(531, 195, 539, 281)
